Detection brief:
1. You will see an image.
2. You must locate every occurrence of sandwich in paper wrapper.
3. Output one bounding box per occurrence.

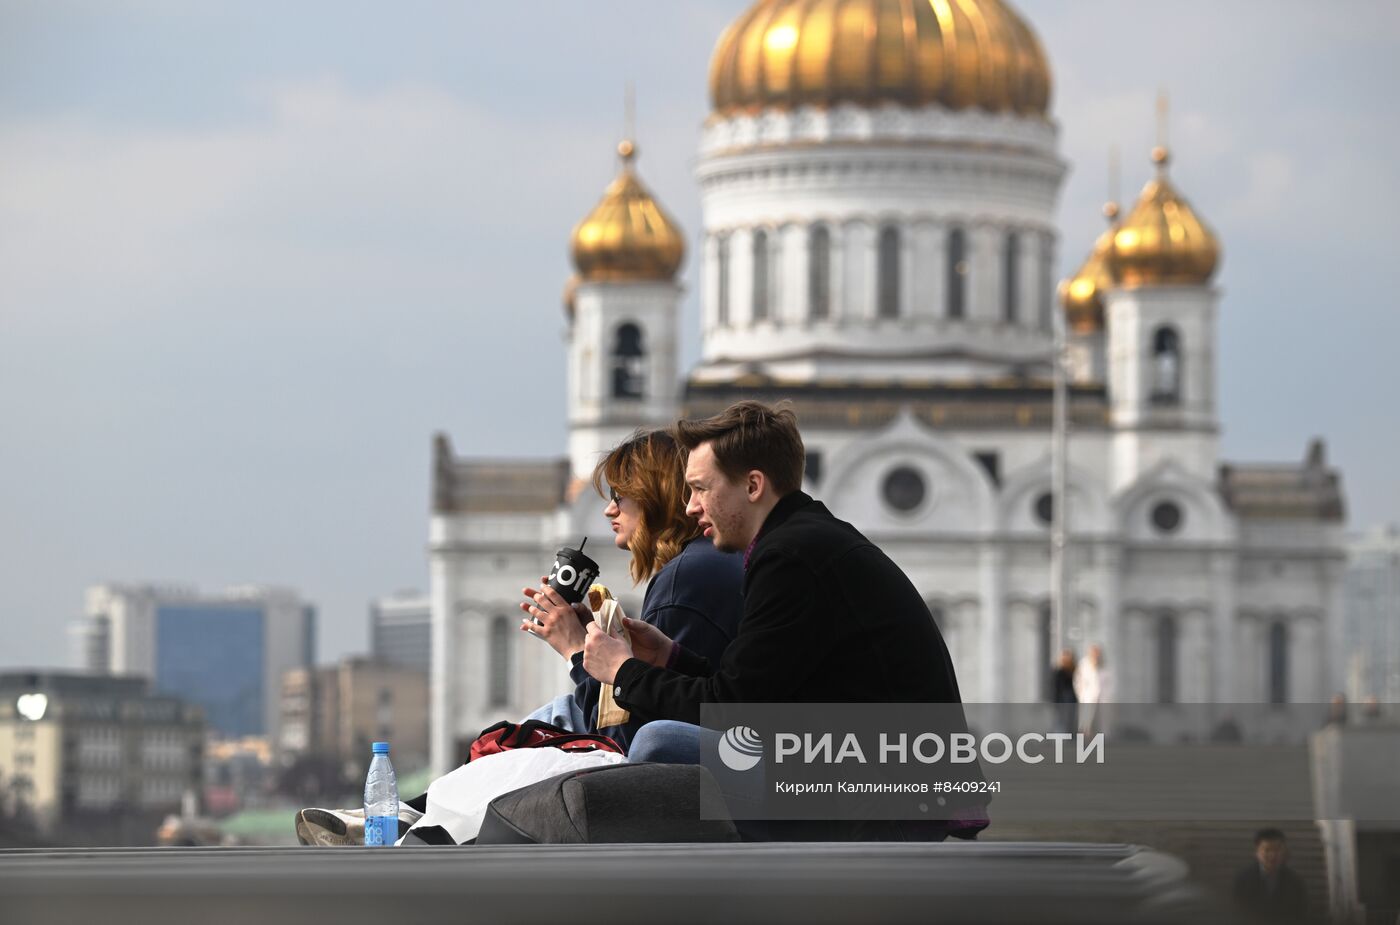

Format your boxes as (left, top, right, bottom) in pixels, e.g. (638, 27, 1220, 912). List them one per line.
(586, 584, 632, 728)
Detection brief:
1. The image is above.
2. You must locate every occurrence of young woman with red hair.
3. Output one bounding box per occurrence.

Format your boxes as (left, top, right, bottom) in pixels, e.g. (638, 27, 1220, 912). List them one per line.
(519, 429, 743, 753)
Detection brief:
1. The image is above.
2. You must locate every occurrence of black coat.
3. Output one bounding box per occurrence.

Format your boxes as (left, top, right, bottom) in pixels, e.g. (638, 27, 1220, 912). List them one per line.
(1233, 863, 1307, 923)
(613, 491, 965, 723)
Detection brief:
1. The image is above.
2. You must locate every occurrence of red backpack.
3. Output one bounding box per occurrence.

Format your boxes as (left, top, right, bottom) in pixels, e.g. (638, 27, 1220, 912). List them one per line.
(468, 719, 622, 763)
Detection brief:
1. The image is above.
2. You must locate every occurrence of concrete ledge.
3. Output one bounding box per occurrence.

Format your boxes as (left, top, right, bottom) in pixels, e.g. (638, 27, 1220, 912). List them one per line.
(0, 841, 1222, 924)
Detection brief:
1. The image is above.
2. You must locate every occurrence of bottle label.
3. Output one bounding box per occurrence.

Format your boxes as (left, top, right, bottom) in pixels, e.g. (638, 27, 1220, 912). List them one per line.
(364, 814, 398, 846)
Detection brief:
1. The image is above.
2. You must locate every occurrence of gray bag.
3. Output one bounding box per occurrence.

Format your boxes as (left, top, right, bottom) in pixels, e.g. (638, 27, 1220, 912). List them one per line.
(476, 763, 740, 844)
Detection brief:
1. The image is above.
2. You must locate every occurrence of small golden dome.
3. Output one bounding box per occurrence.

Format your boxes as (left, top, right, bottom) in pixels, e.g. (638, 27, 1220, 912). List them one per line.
(569, 140, 685, 283)
(1109, 147, 1221, 287)
(709, 0, 1051, 117)
(1059, 220, 1115, 335)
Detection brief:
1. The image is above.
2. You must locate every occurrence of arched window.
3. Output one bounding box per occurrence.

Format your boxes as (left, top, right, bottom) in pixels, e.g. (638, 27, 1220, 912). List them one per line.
(947, 227, 967, 319)
(1151, 326, 1181, 403)
(489, 616, 511, 707)
(717, 234, 731, 326)
(1003, 231, 1019, 323)
(1268, 621, 1289, 705)
(809, 225, 831, 320)
(752, 229, 769, 322)
(610, 322, 645, 400)
(877, 225, 900, 319)
(1156, 613, 1178, 704)
(1038, 600, 1053, 702)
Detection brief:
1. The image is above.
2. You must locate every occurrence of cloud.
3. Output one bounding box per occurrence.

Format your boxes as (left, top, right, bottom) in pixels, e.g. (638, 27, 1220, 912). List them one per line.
(0, 77, 632, 334)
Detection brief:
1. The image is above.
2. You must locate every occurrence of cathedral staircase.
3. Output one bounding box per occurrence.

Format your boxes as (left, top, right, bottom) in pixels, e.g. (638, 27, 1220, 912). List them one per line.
(981, 743, 1330, 921)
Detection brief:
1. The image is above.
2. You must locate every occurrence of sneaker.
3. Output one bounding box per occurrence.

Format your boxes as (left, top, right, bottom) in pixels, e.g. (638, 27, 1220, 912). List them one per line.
(295, 805, 424, 847)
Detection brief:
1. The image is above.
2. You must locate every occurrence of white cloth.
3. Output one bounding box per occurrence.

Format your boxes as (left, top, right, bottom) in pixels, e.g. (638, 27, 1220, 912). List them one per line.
(398, 747, 627, 846)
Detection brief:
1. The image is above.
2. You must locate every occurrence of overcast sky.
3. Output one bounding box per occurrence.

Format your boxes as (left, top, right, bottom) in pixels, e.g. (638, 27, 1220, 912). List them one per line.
(3, 1, 1398, 670)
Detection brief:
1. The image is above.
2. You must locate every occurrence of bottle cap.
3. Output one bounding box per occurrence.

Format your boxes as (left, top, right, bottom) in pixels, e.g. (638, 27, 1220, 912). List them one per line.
(372, 741, 390, 755)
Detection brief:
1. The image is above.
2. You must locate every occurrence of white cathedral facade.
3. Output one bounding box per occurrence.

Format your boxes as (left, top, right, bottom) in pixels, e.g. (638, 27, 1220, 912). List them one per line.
(428, 0, 1346, 775)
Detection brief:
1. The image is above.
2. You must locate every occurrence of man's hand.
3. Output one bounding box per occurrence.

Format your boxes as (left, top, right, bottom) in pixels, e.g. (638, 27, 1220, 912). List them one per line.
(519, 577, 589, 661)
(582, 621, 634, 685)
(620, 617, 674, 669)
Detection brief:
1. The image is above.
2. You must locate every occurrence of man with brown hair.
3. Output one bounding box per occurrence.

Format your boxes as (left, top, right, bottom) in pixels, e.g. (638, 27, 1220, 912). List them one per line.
(583, 399, 965, 715)
(581, 402, 978, 841)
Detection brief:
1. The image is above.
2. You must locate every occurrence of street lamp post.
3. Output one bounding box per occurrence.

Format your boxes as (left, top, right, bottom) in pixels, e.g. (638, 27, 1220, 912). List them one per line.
(1050, 298, 1071, 661)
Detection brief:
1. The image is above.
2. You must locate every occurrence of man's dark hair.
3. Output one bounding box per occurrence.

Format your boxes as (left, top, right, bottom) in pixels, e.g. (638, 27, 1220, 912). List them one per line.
(1254, 827, 1287, 845)
(673, 400, 805, 496)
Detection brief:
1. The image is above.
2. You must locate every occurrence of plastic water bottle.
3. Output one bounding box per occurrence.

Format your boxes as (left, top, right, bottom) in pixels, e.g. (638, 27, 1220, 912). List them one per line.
(363, 741, 398, 847)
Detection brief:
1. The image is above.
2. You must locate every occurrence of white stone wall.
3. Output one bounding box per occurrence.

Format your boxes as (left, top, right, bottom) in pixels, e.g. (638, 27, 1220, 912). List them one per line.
(693, 107, 1065, 384)
(434, 405, 1344, 768)
(568, 279, 682, 481)
(1106, 285, 1221, 491)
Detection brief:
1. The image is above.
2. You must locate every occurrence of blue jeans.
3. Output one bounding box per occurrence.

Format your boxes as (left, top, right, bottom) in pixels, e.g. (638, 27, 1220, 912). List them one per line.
(524, 693, 587, 732)
(628, 720, 770, 838)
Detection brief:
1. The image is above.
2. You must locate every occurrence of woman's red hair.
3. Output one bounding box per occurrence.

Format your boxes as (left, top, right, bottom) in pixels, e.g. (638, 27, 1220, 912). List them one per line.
(591, 429, 700, 585)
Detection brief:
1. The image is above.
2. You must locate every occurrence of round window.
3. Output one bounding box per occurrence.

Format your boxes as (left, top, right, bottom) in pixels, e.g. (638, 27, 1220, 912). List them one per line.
(1151, 500, 1183, 534)
(883, 467, 926, 513)
(1034, 491, 1054, 526)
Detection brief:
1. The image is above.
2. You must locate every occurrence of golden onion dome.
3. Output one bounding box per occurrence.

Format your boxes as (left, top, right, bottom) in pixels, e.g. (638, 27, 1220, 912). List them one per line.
(709, 0, 1051, 117)
(1109, 146, 1221, 287)
(1058, 202, 1118, 335)
(569, 139, 685, 285)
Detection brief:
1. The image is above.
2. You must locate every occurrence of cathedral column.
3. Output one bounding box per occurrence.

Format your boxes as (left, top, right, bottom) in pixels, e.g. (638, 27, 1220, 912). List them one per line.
(1017, 226, 1040, 330)
(1323, 557, 1347, 698)
(979, 541, 1006, 701)
(829, 222, 847, 327)
(970, 223, 999, 326)
(1123, 608, 1149, 703)
(842, 219, 874, 324)
(1097, 543, 1123, 699)
(911, 219, 941, 321)
(781, 222, 807, 326)
(1181, 608, 1210, 704)
(429, 543, 457, 777)
(701, 233, 720, 332)
(731, 227, 755, 328)
(1210, 551, 1238, 702)
(898, 218, 915, 321)
(1292, 615, 1322, 703)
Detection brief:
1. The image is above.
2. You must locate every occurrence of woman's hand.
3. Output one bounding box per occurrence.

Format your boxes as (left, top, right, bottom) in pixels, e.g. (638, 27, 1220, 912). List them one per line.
(519, 577, 590, 661)
(620, 617, 674, 668)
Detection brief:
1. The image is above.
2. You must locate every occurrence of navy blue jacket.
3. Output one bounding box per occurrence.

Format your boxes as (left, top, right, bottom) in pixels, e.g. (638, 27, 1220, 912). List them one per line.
(567, 536, 743, 751)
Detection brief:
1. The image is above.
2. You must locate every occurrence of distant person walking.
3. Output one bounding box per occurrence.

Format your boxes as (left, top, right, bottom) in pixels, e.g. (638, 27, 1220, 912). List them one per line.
(1326, 692, 1348, 727)
(1073, 644, 1110, 736)
(1233, 828, 1307, 923)
(1050, 648, 1077, 735)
